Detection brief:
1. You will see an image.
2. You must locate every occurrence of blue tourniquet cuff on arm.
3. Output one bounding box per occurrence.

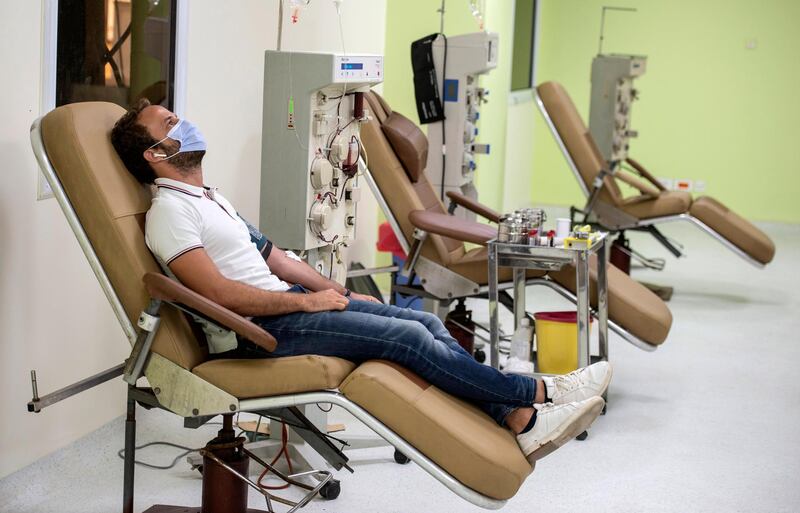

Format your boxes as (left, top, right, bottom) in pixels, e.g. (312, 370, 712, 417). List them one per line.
(238, 214, 273, 258)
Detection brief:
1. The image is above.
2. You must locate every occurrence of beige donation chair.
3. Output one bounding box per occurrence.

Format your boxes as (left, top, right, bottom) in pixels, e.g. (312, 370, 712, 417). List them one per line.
(535, 81, 775, 268)
(359, 92, 672, 352)
(28, 102, 535, 512)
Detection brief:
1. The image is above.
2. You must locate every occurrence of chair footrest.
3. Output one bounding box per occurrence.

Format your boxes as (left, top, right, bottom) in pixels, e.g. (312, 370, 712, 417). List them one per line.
(690, 196, 775, 265)
(340, 360, 532, 500)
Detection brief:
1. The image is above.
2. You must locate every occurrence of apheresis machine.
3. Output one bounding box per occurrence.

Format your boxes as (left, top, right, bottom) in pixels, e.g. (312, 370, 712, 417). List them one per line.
(588, 54, 647, 168)
(413, 32, 498, 216)
(260, 51, 383, 283)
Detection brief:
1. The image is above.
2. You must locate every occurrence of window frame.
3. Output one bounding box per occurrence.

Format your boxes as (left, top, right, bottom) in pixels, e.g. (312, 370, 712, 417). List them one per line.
(508, 0, 541, 105)
(38, 0, 188, 199)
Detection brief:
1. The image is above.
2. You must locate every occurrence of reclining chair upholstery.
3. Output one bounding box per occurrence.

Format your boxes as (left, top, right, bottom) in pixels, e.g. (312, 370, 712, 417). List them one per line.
(36, 101, 533, 505)
(536, 81, 775, 267)
(361, 92, 672, 347)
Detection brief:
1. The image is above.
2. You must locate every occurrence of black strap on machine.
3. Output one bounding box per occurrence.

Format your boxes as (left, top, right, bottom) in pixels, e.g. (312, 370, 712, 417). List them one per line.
(411, 34, 445, 124)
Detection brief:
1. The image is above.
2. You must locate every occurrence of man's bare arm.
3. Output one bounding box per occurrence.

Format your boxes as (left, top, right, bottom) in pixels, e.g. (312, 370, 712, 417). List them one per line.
(266, 247, 382, 303)
(266, 247, 346, 294)
(168, 248, 348, 316)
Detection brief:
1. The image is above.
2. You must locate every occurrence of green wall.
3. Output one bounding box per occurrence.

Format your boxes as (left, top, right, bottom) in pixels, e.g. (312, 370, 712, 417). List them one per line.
(531, 0, 800, 223)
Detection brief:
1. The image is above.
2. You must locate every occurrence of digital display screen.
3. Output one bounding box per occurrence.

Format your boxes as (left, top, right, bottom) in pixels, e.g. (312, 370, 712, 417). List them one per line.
(341, 63, 364, 70)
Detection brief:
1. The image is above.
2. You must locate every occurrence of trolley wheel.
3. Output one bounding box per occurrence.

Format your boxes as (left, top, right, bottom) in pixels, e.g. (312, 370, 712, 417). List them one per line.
(393, 449, 410, 464)
(473, 349, 486, 363)
(319, 479, 341, 500)
(576, 430, 588, 441)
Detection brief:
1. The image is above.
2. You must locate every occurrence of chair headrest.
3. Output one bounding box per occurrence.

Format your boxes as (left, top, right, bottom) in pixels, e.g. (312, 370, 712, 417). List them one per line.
(380, 110, 429, 183)
(42, 102, 152, 217)
(365, 91, 393, 122)
(365, 91, 429, 183)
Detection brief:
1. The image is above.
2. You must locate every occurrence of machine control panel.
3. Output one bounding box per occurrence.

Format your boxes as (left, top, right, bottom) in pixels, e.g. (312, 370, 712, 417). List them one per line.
(333, 55, 384, 82)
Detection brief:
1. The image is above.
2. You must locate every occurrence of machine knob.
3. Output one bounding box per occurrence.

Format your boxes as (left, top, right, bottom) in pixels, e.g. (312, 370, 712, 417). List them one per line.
(310, 203, 332, 231)
(310, 159, 334, 189)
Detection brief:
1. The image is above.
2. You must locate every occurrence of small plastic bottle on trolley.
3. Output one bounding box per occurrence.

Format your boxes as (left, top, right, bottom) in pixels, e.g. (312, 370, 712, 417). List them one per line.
(506, 318, 535, 375)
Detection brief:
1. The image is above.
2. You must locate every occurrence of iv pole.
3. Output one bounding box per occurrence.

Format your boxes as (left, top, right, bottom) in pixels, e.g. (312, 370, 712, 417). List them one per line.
(598, 6, 637, 55)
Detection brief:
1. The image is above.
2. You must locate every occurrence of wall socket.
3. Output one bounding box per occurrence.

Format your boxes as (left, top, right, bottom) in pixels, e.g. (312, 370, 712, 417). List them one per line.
(658, 177, 706, 193)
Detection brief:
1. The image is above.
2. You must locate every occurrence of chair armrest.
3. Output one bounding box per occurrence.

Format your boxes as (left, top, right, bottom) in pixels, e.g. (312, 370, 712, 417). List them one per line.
(625, 158, 667, 192)
(615, 169, 661, 197)
(446, 191, 501, 223)
(408, 210, 496, 246)
(143, 272, 277, 352)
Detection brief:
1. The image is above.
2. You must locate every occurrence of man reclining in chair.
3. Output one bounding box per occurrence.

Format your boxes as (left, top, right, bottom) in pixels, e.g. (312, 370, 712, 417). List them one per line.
(110, 99, 611, 465)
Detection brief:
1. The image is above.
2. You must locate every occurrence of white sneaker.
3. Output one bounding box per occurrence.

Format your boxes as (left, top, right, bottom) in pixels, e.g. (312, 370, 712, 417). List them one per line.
(516, 396, 605, 464)
(542, 361, 613, 405)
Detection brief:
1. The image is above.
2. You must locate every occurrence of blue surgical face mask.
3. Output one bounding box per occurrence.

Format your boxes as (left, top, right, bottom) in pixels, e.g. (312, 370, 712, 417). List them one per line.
(148, 119, 207, 160)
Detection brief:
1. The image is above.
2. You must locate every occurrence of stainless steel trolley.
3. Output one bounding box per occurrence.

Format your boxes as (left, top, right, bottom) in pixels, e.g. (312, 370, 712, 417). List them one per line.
(487, 234, 610, 380)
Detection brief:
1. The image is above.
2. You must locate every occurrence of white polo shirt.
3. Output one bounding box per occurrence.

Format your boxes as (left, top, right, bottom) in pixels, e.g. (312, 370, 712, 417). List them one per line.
(145, 177, 300, 353)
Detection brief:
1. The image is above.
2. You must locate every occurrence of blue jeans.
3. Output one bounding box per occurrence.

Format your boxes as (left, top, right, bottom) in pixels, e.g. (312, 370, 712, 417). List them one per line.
(242, 286, 537, 427)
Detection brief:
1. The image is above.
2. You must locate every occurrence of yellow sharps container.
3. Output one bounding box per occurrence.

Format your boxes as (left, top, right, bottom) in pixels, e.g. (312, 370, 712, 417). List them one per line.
(534, 311, 589, 374)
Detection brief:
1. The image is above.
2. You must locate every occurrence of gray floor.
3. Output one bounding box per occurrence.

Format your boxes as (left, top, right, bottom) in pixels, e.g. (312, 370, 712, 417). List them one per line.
(2, 221, 799, 513)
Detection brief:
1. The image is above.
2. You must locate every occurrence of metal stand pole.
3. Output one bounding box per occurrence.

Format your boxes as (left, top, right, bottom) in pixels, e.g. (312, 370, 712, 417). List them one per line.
(597, 240, 610, 364)
(488, 242, 500, 369)
(513, 268, 526, 331)
(575, 252, 591, 368)
(597, 240, 611, 409)
(123, 389, 136, 513)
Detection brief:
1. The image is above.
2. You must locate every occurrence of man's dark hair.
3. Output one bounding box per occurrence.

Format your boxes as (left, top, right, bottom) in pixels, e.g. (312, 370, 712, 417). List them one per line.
(110, 98, 158, 184)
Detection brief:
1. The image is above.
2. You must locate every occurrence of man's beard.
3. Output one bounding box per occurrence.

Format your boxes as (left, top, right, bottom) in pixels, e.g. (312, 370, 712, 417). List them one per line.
(170, 150, 206, 173)
(159, 139, 205, 173)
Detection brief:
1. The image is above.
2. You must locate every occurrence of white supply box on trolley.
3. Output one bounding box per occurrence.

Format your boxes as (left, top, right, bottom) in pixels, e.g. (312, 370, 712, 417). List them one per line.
(260, 50, 383, 284)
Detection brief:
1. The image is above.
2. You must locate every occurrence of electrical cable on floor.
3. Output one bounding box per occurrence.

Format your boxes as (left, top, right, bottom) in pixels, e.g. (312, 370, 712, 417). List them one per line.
(117, 441, 198, 470)
(116, 412, 347, 472)
(117, 413, 251, 471)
